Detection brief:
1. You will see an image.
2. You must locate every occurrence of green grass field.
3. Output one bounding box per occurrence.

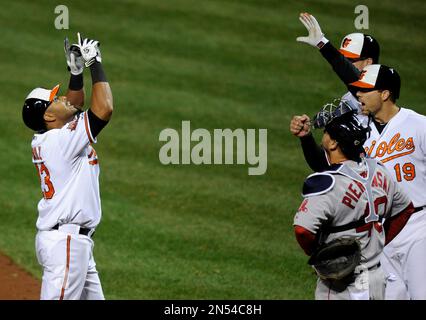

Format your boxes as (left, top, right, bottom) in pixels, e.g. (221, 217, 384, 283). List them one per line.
(0, 0, 425, 299)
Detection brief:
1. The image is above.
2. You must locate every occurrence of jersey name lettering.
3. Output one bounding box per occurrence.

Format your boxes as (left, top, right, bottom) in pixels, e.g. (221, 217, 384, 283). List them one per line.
(342, 180, 365, 209)
(341, 172, 389, 209)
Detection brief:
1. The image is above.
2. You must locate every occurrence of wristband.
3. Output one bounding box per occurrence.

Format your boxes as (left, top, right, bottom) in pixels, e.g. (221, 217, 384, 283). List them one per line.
(68, 74, 83, 91)
(316, 36, 329, 49)
(90, 61, 107, 84)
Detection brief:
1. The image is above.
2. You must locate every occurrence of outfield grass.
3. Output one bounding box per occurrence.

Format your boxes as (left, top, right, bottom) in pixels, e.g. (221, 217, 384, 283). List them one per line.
(0, 0, 425, 299)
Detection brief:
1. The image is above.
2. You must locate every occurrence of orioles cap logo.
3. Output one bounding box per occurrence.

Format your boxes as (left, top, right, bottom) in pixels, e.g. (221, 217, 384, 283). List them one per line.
(359, 70, 367, 81)
(342, 38, 352, 48)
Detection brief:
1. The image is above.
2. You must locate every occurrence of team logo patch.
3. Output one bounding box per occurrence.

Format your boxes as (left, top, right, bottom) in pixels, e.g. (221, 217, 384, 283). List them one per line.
(342, 38, 352, 48)
(67, 114, 82, 131)
(67, 118, 78, 131)
(298, 199, 309, 213)
(358, 70, 367, 81)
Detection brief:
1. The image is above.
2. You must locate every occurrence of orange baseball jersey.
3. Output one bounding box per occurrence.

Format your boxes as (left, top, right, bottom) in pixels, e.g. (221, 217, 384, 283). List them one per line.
(364, 108, 426, 208)
(31, 111, 101, 230)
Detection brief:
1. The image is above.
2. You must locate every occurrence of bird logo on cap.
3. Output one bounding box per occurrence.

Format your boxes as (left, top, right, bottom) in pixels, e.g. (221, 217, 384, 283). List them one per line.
(342, 38, 352, 48)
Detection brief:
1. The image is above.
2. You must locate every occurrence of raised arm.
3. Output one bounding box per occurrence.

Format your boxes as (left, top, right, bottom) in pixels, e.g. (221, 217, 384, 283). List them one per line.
(296, 13, 360, 93)
(319, 42, 360, 84)
(77, 33, 113, 136)
(290, 115, 330, 172)
(64, 37, 85, 108)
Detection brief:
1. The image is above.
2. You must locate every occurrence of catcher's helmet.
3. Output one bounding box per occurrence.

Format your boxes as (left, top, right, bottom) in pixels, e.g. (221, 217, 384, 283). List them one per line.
(313, 99, 370, 161)
(22, 84, 60, 132)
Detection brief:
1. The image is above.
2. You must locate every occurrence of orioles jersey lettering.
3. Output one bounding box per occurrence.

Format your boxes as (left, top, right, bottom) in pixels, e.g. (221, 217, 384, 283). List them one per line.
(365, 133, 415, 161)
(364, 108, 426, 207)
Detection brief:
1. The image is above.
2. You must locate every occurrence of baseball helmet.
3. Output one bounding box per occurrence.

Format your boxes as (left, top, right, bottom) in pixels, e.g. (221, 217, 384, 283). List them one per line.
(22, 84, 60, 132)
(313, 98, 370, 161)
(350, 64, 401, 100)
(339, 33, 380, 63)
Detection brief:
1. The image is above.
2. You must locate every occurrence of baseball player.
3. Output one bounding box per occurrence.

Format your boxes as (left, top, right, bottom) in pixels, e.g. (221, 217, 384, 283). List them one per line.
(294, 100, 415, 300)
(350, 64, 426, 299)
(293, 12, 426, 300)
(22, 33, 113, 300)
(292, 12, 380, 171)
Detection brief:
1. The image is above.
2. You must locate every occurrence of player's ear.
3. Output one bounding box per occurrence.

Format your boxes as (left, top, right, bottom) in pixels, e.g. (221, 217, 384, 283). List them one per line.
(381, 90, 391, 101)
(365, 57, 373, 66)
(329, 139, 339, 151)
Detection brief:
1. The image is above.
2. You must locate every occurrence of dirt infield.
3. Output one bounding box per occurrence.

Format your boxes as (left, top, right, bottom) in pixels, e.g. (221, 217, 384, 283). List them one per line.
(0, 252, 40, 300)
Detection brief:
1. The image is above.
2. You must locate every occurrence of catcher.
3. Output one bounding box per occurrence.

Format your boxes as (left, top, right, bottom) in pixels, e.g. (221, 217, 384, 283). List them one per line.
(293, 99, 415, 300)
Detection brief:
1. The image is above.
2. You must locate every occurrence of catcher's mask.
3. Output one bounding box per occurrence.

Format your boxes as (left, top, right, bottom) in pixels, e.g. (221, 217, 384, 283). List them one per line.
(22, 84, 60, 132)
(313, 99, 370, 162)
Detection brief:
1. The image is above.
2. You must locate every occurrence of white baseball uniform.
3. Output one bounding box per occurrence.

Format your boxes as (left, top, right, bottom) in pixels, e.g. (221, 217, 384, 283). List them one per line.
(294, 159, 412, 300)
(364, 107, 426, 299)
(31, 111, 104, 300)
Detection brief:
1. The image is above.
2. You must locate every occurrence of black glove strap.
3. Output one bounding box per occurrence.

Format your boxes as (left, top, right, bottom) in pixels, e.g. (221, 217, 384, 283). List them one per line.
(90, 62, 107, 84)
(68, 74, 83, 91)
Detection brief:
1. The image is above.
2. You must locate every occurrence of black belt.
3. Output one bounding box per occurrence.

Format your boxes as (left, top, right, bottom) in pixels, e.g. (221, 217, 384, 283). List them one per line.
(413, 207, 425, 213)
(52, 224, 93, 237)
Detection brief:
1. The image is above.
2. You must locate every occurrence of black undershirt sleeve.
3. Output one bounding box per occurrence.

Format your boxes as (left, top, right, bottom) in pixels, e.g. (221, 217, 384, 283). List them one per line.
(300, 134, 331, 172)
(68, 74, 84, 91)
(319, 42, 361, 96)
(87, 109, 109, 138)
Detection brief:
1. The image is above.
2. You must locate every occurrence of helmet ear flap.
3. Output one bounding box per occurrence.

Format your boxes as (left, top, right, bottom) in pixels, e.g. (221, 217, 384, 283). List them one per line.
(22, 85, 60, 132)
(22, 98, 50, 132)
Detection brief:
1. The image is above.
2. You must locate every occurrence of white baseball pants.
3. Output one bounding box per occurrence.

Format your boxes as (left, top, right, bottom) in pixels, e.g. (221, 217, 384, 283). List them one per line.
(381, 208, 426, 300)
(35, 225, 104, 300)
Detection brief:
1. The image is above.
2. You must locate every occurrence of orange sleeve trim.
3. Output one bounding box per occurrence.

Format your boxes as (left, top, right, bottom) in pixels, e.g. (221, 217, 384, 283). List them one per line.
(338, 48, 360, 59)
(59, 235, 71, 300)
(84, 112, 94, 144)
